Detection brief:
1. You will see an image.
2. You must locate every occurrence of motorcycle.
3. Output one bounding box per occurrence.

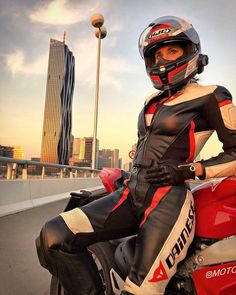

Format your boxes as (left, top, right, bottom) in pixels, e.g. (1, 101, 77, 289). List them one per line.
(50, 168, 236, 295)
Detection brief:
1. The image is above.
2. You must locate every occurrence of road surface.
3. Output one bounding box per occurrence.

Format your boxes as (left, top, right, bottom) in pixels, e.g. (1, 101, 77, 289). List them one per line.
(0, 199, 68, 295)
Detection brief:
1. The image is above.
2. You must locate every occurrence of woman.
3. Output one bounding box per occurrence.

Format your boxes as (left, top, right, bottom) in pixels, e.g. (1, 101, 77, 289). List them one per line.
(36, 16, 236, 295)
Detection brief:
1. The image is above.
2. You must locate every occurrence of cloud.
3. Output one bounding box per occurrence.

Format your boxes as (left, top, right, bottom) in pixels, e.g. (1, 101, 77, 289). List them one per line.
(4, 42, 135, 90)
(29, 0, 104, 26)
(5, 50, 48, 77)
(108, 22, 123, 33)
(5, 50, 24, 77)
(101, 56, 133, 89)
(73, 37, 135, 90)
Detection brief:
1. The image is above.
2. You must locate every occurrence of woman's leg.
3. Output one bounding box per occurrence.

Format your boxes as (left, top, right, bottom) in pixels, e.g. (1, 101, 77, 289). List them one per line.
(123, 185, 195, 295)
(36, 187, 139, 295)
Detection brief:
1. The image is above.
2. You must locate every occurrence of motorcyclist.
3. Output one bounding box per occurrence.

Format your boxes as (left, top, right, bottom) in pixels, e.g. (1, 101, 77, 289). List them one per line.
(36, 16, 236, 295)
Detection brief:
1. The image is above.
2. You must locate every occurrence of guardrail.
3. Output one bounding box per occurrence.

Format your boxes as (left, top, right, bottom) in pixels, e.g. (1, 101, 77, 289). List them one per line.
(0, 156, 100, 180)
(0, 157, 103, 216)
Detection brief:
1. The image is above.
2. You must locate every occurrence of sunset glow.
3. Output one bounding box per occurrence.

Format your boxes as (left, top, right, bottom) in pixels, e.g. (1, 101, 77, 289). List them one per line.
(0, 0, 235, 165)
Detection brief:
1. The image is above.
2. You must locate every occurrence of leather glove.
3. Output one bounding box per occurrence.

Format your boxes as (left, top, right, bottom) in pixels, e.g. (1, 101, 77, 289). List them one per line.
(144, 162, 196, 186)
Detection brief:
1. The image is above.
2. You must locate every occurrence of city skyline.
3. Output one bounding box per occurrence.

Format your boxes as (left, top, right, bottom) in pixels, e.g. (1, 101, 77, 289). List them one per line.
(0, 0, 236, 164)
(1, 140, 123, 170)
(70, 136, 123, 168)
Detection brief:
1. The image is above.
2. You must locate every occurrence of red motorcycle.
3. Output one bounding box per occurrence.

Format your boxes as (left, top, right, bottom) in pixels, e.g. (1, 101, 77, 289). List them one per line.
(50, 168, 236, 295)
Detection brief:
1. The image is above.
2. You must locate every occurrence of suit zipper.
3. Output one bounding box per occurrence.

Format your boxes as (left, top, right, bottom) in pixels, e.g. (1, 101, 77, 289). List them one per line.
(142, 104, 162, 160)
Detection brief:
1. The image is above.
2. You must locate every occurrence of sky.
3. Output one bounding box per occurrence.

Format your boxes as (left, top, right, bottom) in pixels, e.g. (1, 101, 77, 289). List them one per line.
(0, 0, 236, 165)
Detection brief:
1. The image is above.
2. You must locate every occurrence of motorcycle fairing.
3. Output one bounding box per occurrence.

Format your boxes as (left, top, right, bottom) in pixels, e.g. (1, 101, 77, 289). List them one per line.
(193, 176, 236, 239)
(192, 261, 236, 295)
(99, 168, 122, 193)
(194, 235, 236, 267)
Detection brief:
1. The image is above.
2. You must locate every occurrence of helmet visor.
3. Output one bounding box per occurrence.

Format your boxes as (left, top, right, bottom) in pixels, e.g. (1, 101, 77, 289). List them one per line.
(144, 41, 196, 68)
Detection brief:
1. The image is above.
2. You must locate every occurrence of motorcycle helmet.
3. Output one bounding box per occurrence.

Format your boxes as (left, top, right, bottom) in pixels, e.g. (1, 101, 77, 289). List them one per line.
(138, 16, 209, 91)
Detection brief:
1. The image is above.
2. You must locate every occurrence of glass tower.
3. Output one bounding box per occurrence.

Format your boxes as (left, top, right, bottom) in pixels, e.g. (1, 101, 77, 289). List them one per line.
(40, 39, 75, 164)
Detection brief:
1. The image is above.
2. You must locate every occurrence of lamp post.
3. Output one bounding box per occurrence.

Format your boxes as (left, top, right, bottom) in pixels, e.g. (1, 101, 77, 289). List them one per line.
(90, 13, 107, 171)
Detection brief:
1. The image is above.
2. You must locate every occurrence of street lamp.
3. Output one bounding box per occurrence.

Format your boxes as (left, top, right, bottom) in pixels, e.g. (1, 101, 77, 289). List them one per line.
(90, 13, 107, 170)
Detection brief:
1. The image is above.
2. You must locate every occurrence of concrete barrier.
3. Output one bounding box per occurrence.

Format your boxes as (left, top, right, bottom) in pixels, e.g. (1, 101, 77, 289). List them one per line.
(0, 177, 102, 217)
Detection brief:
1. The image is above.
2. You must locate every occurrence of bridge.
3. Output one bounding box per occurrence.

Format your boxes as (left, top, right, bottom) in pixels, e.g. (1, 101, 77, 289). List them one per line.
(0, 157, 103, 295)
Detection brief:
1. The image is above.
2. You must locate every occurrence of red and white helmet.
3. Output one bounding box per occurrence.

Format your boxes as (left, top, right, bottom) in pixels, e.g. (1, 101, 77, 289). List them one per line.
(138, 16, 208, 91)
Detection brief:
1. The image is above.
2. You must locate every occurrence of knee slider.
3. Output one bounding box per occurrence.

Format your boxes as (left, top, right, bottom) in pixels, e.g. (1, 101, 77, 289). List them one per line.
(35, 215, 75, 273)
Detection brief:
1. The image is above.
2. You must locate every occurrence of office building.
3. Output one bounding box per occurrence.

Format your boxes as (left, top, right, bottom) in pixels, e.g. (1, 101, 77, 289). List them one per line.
(0, 145, 24, 159)
(69, 137, 98, 167)
(0, 145, 14, 158)
(40, 38, 75, 164)
(123, 143, 137, 171)
(98, 148, 120, 169)
(13, 146, 24, 159)
(79, 137, 94, 167)
(112, 149, 119, 168)
(28, 157, 41, 174)
(72, 138, 81, 160)
(123, 162, 132, 171)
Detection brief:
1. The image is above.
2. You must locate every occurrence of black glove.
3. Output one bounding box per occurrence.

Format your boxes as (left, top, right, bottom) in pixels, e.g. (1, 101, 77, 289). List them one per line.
(144, 162, 196, 186)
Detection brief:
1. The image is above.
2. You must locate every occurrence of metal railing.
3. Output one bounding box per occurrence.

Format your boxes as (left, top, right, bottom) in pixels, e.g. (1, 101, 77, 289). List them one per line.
(0, 157, 100, 180)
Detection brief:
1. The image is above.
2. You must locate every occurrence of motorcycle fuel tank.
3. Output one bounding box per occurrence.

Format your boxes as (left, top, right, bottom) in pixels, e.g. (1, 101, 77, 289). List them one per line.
(193, 176, 236, 239)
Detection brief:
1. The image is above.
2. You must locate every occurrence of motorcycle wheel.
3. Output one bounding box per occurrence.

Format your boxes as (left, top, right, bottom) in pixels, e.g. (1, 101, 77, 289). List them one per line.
(50, 242, 119, 295)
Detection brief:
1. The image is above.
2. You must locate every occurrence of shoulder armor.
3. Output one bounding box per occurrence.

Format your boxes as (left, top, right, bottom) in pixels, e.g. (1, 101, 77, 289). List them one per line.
(184, 83, 217, 97)
(164, 83, 217, 106)
(213, 86, 232, 103)
(144, 92, 160, 105)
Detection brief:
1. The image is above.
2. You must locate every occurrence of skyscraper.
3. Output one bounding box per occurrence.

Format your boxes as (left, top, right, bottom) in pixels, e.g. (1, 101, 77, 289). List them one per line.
(40, 38, 75, 164)
(112, 148, 119, 168)
(98, 148, 120, 169)
(69, 137, 99, 167)
(79, 137, 96, 167)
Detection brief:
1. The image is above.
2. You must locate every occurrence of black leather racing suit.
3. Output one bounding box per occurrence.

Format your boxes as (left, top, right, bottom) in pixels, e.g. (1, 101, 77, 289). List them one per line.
(36, 82, 236, 295)
(128, 82, 236, 206)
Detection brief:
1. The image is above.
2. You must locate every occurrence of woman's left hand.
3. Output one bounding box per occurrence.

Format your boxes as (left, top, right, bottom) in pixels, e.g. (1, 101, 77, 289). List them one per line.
(144, 162, 196, 186)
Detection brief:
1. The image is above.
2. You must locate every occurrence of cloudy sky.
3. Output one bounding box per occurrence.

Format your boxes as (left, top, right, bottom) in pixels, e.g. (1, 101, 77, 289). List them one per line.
(0, 0, 236, 164)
